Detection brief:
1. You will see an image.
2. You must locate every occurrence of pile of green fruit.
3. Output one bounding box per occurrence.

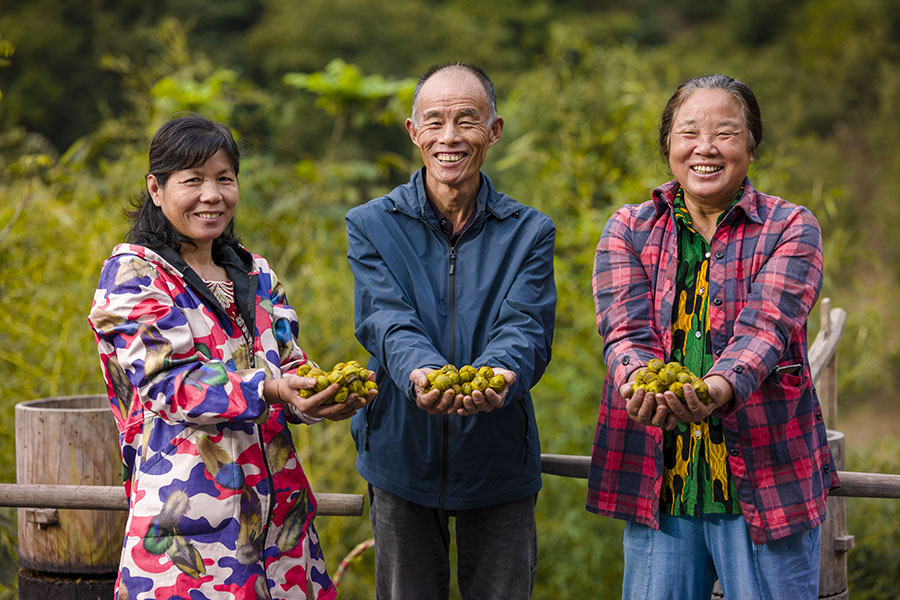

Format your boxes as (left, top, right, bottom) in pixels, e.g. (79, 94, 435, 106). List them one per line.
(423, 364, 508, 396)
(632, 359, 710, 403)
(296, 360, 377, 404)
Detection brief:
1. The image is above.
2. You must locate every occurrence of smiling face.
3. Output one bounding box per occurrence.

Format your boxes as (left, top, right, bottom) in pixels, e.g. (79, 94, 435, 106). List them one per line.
(147, 148, 238, 255)
(668, 88, 753, 210)
(406, 67, 503, 200)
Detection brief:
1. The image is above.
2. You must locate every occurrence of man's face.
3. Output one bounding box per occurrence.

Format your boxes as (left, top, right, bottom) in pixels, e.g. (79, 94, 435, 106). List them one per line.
(406, 68, 503, 194)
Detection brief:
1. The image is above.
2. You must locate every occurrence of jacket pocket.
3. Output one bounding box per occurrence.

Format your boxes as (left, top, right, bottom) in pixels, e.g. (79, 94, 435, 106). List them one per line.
(771, 357, 807, 388)
(132, 421, 243, 540)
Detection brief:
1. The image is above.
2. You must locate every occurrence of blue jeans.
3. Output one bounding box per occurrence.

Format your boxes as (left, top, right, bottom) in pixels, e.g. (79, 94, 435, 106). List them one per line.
(622, 513, 820, 600)
(368, 485, 537, 600)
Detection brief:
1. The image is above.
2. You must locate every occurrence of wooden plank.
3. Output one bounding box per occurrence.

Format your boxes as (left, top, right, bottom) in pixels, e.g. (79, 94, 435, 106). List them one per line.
(539, 454, 900, 498)
(809, 306, 847, 385)
(829, 471, 900, 499)
(0, 484, 365, 516)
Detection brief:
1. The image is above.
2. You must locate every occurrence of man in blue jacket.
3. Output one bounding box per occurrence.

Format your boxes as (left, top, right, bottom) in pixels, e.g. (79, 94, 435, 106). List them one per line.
(345, 62, 556, 599)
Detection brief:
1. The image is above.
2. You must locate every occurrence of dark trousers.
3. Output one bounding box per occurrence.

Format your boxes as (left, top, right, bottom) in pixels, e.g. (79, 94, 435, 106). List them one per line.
(368, 485, 538, 600)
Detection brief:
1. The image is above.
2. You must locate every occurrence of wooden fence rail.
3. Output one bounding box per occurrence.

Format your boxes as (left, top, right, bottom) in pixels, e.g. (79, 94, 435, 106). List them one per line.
(0, 483, 363, 516)
(540, 454, 900, 498)
(3, 453, 897, 516)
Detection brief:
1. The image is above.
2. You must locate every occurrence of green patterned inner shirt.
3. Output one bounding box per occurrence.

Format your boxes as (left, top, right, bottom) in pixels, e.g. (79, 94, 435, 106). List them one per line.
(661, 187, 742, 516)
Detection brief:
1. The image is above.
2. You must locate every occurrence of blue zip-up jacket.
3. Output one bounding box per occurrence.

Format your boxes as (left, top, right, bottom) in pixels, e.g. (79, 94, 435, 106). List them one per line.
(345, 168, 557, 510)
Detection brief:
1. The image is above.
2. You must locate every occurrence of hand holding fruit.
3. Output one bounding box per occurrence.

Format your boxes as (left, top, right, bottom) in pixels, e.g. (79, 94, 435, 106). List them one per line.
(295, 360, 377, 405)
(632, 360, 710, 403)
(622, 360, 734, 429)
(412, 364, 514, 416)
(275, 360, 377, 421)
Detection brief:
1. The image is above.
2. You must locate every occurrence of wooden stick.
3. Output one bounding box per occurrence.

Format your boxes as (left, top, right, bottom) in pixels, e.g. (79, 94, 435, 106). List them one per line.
(0, 484, 364, 516)
(539, 454, 900, 498)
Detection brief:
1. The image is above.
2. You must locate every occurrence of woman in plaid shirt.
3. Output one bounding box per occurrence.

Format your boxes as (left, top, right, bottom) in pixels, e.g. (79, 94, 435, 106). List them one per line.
(587, 75, 838, 599)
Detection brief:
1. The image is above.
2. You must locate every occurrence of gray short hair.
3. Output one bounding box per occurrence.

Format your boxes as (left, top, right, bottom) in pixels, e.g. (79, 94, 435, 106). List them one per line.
(659, 74, 763, 159)
(410, 62, 498, 128)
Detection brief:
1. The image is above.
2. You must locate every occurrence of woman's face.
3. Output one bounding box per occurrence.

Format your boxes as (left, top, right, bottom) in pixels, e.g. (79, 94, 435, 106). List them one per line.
(668, 88, 753, 209)
(147, 149, 238, 250)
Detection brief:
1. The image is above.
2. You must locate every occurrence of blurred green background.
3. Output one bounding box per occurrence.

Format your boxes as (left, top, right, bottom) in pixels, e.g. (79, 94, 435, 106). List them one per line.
(1, 1, 899, 598)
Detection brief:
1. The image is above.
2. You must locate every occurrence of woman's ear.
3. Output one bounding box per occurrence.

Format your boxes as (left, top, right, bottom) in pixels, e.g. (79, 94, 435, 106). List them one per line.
(147, 174, 162, 206)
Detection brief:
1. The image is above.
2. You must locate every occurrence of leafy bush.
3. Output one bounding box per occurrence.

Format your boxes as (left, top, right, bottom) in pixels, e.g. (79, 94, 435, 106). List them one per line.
(845, 437, 900, 600)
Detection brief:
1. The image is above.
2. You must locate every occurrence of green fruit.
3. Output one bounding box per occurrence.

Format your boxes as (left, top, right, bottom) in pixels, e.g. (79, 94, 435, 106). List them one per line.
(441, 364, 458, 374)
(471, 376, 488, 392)
(691, 379, 710, 403)
(308, 367, 325, 377)
(458, 365, 477, 382)
(644, 381, 661, 395)
(433, 374, 452, 392)
(676, 371, 692, 384)
(477, 366, 494, 379)
(656, 369, 673, 386)
(296, 364, 311, 376)
(328, 371, 345, 386)
(461, 382, 473, 396)
(334, 388, 349, 404)
(668, 381, 685, 399)
(646, 359, 665, 373)
(489, 374, 507, 392)
(427, 370, 441, 384)
(315, 376, 330, 392)
(634, 368, 649, 385)
(299, 389, 314, 399)
(365, 380, 378, 391)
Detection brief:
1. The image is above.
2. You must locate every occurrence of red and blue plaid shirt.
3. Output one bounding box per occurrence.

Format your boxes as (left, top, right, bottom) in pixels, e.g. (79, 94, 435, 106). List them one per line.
(586, 178, 838, 544)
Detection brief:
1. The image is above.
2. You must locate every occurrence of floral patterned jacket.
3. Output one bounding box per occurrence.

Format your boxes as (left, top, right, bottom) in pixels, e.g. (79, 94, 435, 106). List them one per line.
(89, 243, 336, 600)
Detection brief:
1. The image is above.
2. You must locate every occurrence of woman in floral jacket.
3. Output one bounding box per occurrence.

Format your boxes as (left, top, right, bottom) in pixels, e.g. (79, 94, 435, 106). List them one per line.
(89, 115, 368, 600)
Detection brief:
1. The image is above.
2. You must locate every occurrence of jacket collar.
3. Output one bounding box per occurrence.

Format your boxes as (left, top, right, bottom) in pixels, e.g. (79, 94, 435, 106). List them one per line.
(387, 167, 523, 221)
(111, 242, 258, 333)
(651, 176, 765, 225)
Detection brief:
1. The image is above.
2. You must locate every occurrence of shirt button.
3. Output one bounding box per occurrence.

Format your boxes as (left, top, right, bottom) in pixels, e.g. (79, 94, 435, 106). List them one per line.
(730, 448, 740, 457)
(715, 251, 725, 259)
(699, 287, 705, 294)
(694, 331, 702, 339)
(733, 365, 743, 373)
(713, 297, 723, 306)
(693, 430, 702, 439)
(824, 465, 830, 473)
(815, 411, 823, 421)
(705, 251, 711, 259)
(715, 349, 723, 357)
(622, 357, 630, 365)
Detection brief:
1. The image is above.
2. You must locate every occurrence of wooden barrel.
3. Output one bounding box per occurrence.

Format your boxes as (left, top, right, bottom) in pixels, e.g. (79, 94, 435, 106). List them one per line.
(15, 395, 126, 575)
(711, 429, 851, 599)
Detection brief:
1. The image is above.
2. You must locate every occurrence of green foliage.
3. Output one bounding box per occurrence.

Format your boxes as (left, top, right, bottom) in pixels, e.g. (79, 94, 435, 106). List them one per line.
(845, 437, 900, 599)
(2, 1, 900, 598)
(0, 35, 12, 103)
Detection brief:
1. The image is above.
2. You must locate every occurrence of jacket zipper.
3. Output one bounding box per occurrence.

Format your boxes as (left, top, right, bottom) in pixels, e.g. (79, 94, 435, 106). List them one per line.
(249, 294, 274, 581)
(257, 424, 275, 574)
(438, 242, 458, 509)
